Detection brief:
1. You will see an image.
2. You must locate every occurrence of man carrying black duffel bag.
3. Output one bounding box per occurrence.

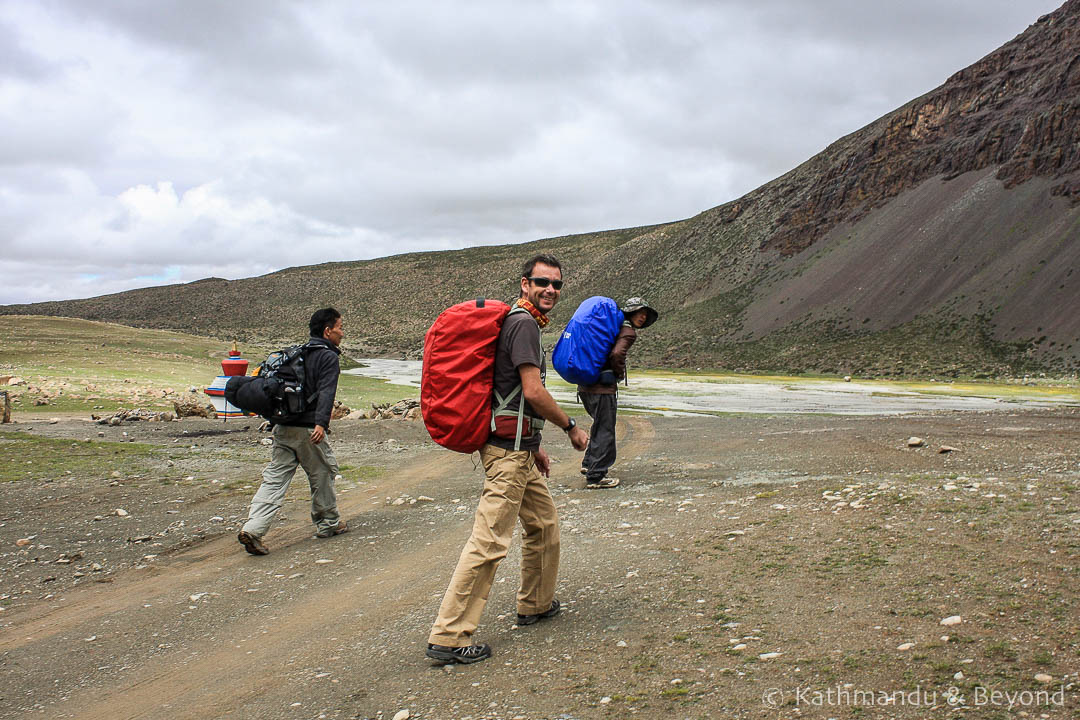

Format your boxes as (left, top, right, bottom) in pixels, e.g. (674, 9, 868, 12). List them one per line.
(237, 308, 349, 555)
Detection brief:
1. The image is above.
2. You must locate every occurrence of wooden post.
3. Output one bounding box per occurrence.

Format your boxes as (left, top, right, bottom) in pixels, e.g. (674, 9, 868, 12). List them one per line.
(1, 391, 10, 424)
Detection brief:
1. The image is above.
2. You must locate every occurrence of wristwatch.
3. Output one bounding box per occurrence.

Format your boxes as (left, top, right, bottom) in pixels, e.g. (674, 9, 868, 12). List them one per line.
(563, 417, 577, 433)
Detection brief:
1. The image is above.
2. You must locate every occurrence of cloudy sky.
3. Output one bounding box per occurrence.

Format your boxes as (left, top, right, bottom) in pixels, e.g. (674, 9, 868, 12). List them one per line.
(0, 0, 1062, 305)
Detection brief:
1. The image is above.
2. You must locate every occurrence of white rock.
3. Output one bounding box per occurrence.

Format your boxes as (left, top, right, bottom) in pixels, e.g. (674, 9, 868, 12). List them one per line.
(599, 697, 612, 704)
(616, 640, 627, 647)
(417, 496, 435, 502)
(209, 516, 224, 523)
(907, 437, 925, 448)
(260, 438, 273, 446)
(111, 471, 122, 478)
(897, 643, 914, 651)
(844, 376, 852, 382)
(759, 652, 781, 660)
(725, 530, 745, 536)
(940, 615, 962, 626)
(334, 474, 343, 481)
(392, 710, 410, 720)
(954, 672, 964, 680)
(314, 559, 333, 565)
(732, 644, 747, 651)
(1034, 673, 1054, 684)
(670, 678, 683, 685)
(115, 508, 129, 517)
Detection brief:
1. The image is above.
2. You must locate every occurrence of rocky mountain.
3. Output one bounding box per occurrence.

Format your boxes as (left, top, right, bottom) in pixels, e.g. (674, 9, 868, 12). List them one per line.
(5, 1, 1079, 377)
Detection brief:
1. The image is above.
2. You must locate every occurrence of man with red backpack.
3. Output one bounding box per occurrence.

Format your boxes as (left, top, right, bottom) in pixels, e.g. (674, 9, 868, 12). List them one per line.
(426, 254, 589, 665)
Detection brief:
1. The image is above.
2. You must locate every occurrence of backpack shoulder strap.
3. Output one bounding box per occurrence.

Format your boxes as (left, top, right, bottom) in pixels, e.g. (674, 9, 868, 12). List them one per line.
(491, 308, 548, 451)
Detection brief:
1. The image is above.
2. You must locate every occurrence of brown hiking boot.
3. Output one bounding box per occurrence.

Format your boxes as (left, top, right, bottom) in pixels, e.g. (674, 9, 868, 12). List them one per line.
(237, 531, 269, 555)
(315, 520, 349, 539)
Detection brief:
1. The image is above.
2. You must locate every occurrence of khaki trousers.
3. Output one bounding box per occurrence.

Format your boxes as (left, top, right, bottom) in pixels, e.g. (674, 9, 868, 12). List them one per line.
(428, 444, 561, 647)
(241, 424, 341, 538)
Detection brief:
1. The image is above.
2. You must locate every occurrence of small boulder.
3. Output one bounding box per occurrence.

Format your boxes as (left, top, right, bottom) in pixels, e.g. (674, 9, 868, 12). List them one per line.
(173, 397, 214, 418)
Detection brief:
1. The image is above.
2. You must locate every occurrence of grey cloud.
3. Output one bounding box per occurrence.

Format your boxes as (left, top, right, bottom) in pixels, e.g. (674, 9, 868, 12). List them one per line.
(0, 19, 58, 80)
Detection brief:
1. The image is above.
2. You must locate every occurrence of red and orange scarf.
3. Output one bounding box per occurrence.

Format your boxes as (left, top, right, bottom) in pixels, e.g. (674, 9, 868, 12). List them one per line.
(515, 298, 550, 328)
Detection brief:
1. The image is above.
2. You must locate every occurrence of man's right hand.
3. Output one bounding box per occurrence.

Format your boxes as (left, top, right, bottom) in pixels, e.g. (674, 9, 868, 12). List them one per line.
(568, 425, 588, 451)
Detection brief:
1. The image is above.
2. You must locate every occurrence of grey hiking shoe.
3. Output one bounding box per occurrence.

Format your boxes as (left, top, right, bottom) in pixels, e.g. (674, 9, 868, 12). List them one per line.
(315, 520, 349, 538)
(237, 531, 269, 556)
(426, 642, 492, 664)
(517, 598, 561, 626)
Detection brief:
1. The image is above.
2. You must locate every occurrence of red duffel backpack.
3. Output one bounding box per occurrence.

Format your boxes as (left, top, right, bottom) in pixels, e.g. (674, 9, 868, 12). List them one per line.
(421, 298, 511, 453)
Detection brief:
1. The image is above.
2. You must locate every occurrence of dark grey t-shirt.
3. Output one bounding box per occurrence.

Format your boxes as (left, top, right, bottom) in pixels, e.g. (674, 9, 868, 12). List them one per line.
(488, 309, 545, 452)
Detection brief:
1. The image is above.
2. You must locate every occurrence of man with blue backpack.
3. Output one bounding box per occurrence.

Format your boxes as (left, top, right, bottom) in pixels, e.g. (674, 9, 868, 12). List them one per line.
(575, 297, 658, 489)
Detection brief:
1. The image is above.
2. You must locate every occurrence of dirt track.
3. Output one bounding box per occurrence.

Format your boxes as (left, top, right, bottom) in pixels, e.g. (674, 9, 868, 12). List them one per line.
(1, 409, 1079, 719)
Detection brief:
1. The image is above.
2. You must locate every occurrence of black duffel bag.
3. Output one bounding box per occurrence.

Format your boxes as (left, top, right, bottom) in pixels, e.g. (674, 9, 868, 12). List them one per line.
(225, 375, 283, 418)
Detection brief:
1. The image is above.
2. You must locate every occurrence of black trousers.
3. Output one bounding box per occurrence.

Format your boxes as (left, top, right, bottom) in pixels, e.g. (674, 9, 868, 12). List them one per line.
(580, 392, 617, 481)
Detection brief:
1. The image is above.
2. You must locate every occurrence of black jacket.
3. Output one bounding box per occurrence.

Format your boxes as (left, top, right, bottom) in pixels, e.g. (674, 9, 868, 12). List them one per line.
(280, 337, 341, 429)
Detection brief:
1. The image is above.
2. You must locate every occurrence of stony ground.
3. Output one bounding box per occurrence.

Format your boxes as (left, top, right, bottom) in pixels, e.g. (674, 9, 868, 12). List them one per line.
(1, 407, 1079, 720)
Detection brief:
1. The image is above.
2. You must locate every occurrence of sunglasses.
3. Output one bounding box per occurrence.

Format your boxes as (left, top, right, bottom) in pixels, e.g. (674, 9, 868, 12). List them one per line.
(527, 276, 563, 290)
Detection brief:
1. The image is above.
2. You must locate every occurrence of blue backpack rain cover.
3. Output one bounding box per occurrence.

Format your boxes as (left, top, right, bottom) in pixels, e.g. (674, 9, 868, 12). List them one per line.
(552, 296, 623, 385)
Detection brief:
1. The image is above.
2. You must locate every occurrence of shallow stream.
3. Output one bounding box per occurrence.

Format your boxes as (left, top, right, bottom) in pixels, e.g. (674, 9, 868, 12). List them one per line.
(344, 360, 1078, 416)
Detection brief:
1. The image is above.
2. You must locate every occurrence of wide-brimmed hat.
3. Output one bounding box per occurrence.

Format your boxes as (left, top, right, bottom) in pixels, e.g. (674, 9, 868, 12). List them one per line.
(620, 297, 658, 328)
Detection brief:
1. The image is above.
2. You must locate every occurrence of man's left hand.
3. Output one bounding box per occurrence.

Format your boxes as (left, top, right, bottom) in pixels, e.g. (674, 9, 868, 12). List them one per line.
(535, 448, 551, 477)
(310, 425, 326, 444)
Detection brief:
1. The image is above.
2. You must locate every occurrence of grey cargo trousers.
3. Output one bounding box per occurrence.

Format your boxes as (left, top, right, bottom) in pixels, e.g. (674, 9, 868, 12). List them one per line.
(241, 424, 342, 538)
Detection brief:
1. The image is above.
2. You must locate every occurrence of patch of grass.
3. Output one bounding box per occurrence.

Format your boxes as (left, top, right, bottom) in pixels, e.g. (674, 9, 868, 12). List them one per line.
(632, 656, 659, 672)
(0, 431, 160, 482)
(1032, 650, 1054, 666)
(712, 609, 736, 623)
(986, 640, 1019, 661)
(335, 464, 383, 481)
(335, 372, 418, 409)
